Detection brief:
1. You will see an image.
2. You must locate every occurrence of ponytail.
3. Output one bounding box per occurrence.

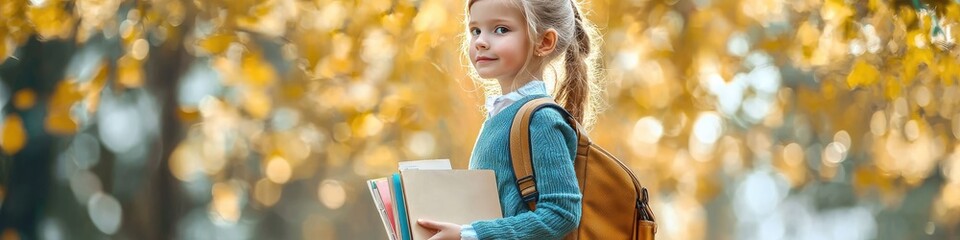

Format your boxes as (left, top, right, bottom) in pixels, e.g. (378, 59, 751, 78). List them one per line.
(556, 2, 591, 124)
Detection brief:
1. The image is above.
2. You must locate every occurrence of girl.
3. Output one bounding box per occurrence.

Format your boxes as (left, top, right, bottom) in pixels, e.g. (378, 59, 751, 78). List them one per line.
(418, 0, 600, 239)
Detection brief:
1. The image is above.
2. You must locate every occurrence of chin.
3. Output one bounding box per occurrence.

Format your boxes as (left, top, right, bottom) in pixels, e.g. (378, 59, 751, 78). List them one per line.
(474, 71, 497, 79)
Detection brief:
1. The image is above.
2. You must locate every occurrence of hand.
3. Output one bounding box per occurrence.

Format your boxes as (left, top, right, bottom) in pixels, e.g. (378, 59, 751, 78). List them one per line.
(417, 219, 462, 240)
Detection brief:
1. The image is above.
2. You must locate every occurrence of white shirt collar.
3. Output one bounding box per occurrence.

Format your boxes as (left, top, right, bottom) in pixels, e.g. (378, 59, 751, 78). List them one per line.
(484, 80, 548, 118)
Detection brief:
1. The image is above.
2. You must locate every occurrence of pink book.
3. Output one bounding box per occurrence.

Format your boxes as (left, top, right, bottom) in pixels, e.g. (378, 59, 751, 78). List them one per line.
(375, 179, 397, 236)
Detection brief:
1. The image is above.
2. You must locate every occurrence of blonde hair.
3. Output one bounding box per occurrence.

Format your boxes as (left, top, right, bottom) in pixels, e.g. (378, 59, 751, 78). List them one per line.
(463, 0, 603, 128)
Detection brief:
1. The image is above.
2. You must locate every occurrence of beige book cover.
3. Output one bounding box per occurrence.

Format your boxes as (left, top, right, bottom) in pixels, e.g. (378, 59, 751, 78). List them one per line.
(400, 169, 503, 240)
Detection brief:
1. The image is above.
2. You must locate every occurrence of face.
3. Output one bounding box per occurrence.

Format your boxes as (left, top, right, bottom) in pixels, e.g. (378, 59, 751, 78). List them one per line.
(468, 0, 531, 81)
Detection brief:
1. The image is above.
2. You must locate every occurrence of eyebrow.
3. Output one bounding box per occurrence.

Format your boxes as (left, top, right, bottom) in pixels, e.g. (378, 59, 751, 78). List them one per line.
(468, 18, 515, 26)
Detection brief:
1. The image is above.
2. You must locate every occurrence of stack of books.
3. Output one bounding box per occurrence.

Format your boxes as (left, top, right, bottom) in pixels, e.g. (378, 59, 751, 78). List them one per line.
(367, 159, 503, 240)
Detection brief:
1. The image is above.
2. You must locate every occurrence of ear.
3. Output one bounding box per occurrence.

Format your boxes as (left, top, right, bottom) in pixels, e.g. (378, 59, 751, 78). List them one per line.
(535, 28, 559, 57)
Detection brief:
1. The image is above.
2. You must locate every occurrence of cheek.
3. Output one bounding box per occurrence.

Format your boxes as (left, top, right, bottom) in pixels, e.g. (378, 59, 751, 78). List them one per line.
(468, 44, 480, 68)
(497, 36, 529, 68)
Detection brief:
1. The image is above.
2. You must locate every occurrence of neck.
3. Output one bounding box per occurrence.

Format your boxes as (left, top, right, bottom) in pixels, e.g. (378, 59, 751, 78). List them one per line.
(497, 71, 543, 94)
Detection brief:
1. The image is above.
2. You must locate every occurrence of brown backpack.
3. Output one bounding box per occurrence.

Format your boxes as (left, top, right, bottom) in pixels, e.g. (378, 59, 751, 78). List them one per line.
(510, 98, 656, 240)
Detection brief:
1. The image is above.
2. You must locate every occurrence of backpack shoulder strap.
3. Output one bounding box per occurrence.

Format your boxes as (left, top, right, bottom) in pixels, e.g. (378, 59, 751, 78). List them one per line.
(509, 97, 583, 211)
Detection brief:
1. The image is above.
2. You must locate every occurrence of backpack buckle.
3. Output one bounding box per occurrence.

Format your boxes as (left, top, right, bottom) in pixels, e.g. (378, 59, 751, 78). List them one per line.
(522, 192, 539, 202)
(517, 175, 537, 200)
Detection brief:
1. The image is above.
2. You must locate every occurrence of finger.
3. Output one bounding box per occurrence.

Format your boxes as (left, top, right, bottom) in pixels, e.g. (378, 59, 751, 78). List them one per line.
(417, 219, 438, 230)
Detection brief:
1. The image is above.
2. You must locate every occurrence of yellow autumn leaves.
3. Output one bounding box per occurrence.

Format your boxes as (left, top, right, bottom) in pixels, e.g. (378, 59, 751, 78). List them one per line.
(199, 34, 279, 120)
(1, 114, 25, 155)
(845, 30, 959, 100)
(847, 60, 880, 89)
(839, 2, 960, 103)
(26, 0, 75, 41)
(0, 88, 36, 155)
(0, 64, 111, 156)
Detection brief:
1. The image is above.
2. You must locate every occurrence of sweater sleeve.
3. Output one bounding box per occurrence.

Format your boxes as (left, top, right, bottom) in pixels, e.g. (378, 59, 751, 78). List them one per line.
(471, 108, 582, 240)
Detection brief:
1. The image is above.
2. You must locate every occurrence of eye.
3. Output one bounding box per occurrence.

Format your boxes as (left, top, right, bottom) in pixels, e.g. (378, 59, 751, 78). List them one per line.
(470, 28, 481, 36)
(494, 26, 509, 34)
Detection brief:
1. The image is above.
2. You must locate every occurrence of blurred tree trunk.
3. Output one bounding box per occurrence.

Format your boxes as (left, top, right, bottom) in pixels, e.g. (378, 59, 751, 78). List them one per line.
(0, 2, 196, 238)
(126, 2, 196, 239)
(0, 37, 73, 239)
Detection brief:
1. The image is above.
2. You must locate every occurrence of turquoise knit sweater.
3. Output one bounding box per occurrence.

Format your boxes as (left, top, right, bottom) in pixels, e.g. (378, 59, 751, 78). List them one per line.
(468, 94, 582, 240)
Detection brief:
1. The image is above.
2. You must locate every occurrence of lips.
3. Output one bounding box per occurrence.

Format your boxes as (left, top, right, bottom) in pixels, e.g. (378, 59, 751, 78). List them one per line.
(475, 56, 497, 63)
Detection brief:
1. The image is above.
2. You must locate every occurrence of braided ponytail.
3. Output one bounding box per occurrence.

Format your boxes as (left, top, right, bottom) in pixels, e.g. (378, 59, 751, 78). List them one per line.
(556, 1, 591, 124)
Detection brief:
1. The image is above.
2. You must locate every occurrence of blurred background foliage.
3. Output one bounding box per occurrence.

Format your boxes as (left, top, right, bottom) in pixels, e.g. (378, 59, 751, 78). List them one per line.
(0, 0, 959, 239)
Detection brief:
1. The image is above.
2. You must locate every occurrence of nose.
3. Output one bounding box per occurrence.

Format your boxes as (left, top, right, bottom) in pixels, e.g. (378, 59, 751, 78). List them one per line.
(474, 37, 489, 51)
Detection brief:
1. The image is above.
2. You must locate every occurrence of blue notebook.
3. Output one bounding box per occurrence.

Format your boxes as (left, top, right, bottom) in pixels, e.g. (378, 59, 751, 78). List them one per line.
(392, 173, 411, 240)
